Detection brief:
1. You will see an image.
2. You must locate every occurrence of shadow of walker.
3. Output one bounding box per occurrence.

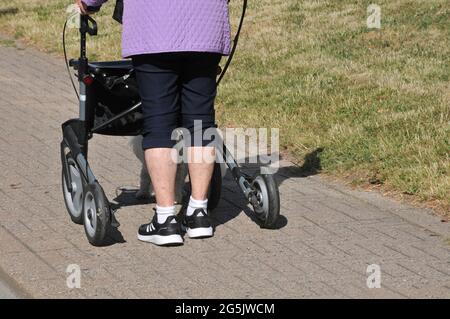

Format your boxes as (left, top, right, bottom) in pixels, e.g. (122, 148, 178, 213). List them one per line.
(276, 147, 324, 185)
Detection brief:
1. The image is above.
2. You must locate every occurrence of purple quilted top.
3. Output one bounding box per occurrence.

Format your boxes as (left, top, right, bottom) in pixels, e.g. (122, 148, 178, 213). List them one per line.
(82, 0, 231, 58)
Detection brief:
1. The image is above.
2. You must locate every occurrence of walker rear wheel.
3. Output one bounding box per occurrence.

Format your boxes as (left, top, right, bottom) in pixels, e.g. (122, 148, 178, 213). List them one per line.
(83, 182, 111, 246)
(62, 156, 84, 225)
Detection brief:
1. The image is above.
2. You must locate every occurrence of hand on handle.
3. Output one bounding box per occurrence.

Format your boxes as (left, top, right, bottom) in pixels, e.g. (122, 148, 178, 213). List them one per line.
(75, 0, 100, 15)
(75, 0, 88, 15)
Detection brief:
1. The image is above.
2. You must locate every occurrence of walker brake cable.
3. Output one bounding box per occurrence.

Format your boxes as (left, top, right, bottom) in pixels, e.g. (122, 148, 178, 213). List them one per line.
(217, 0, 248, 85)
(63, 13, 80, 100)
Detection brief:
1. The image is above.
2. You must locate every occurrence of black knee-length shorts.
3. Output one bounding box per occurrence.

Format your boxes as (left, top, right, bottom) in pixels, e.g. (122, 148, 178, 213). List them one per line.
(132, 52, 222, 150)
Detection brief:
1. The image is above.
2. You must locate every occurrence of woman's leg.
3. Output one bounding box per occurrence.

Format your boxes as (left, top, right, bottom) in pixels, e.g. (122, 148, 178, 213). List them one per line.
(133, 54, 181, 208)
(144, 148, 177, 206)
(181, 52, 221, 201)
(133, 54, 184, 246)
(181, 53, 220, 199)
(187, 146, 215, 200)
(178, 52, 221, 238)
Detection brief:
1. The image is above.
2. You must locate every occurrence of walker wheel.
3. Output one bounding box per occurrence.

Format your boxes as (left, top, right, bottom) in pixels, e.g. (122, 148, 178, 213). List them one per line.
(83, 182, 111, 246)
(62, 156, 84, 225)
(250, 174, 280, 229)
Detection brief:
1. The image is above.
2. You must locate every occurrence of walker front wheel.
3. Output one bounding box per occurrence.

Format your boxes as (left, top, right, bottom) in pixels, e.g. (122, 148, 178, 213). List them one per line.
(83, 182, 111, 246)
(250, 174, 280, 229)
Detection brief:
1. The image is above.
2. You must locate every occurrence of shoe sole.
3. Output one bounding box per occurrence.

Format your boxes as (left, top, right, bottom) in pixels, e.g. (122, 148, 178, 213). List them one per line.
(137, 234, 183, 246)
(184, 226, 214, 239)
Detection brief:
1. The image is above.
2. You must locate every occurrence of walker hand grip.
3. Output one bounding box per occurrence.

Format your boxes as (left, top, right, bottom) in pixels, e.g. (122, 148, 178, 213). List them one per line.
(80, 15, 98, 36)
(86, 6, 101, 13)
(112, 0, 123, 24)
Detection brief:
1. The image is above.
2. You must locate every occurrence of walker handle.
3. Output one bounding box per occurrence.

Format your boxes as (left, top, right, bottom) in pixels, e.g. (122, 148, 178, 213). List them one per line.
(86, 5, 101, 13)
(80, 14, 98, 36)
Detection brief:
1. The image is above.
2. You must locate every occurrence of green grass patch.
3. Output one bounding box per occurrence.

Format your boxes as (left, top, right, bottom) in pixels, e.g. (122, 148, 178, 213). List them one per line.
(0, 38, 15, 47)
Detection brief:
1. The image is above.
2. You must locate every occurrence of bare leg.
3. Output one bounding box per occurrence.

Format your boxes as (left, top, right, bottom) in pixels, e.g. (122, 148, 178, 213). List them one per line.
(187, 146, 215, 200)
(144, 148, 177, 207)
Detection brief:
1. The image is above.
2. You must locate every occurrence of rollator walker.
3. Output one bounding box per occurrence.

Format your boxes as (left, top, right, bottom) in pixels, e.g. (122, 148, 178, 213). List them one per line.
(60, 1, 280, 246)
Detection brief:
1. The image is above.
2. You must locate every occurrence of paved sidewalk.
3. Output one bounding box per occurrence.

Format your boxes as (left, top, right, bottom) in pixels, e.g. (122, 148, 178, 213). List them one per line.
(0, 40, 449, 299)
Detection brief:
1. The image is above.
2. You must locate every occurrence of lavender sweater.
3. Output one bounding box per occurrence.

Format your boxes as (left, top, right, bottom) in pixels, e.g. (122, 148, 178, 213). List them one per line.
(82, 0, 232, 58)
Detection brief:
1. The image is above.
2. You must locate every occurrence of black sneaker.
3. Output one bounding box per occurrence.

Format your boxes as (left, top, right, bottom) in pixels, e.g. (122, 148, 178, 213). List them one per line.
(182, 208, 214, 238)
(137, 214, 183, 246)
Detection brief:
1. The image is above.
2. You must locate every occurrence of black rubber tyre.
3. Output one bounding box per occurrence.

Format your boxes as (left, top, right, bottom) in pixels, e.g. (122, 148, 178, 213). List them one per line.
(252, 174, 280, 229)
(62, 156, 84, 225)
(182, 162, 222, 212)
(82, 182, 111, 246)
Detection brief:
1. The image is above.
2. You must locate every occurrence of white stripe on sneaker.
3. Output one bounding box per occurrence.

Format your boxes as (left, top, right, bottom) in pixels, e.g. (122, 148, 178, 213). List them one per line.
(137, 233, 183, 246)
(186, 226, 213, 238)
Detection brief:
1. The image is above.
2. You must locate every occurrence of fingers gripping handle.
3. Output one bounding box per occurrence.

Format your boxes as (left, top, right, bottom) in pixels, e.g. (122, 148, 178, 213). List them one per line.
(86, 5, 101, 13)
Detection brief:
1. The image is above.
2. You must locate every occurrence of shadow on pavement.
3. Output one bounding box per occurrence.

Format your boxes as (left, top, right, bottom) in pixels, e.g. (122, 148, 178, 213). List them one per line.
(102, 226, 127, 246)
(275, 147, 324, 186)
(111, 186, 156, 209)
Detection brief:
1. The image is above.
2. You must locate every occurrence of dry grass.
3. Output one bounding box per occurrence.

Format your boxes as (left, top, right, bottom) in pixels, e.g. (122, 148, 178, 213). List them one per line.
(0, 0, 449, 213)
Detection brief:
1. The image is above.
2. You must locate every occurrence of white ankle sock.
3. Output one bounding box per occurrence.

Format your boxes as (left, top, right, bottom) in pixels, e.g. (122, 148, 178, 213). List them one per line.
(155, 205, 176, 224)
(186, 196, 208, 216)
